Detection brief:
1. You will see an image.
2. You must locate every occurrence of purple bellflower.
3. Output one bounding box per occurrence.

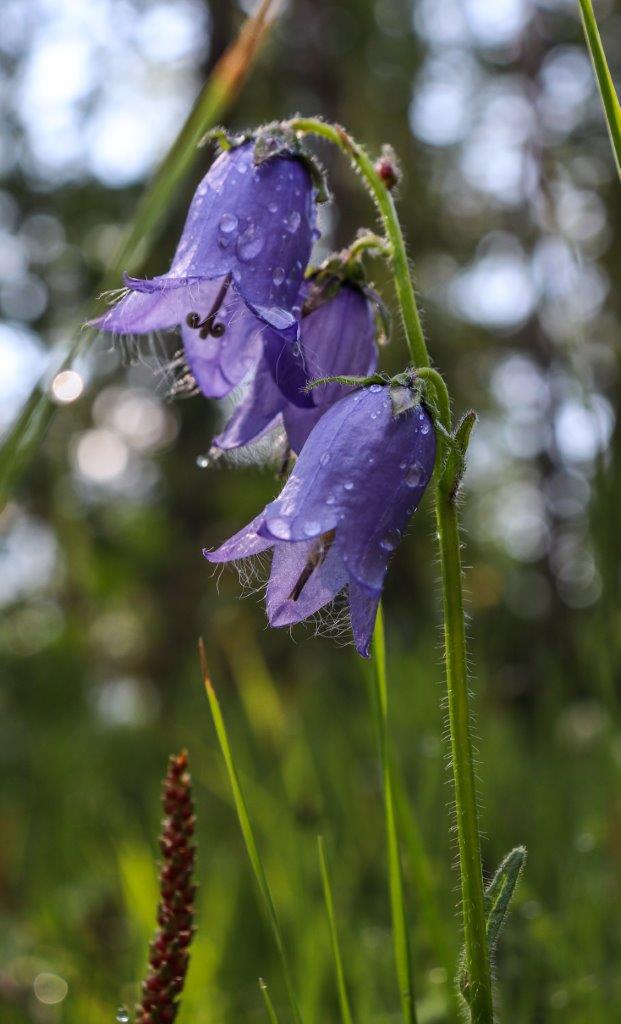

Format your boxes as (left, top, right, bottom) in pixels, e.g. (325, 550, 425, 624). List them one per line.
(213, 276, 378, 455)
(93, 140, 317, 404)
(205, 383, 436, 657)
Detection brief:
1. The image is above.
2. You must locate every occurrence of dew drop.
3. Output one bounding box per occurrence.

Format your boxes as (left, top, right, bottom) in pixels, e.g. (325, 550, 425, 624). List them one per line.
(405, 462, 427, 488)
(319, 451, 331, 466)
(268, 201, 278, 214)
(268, 516, 291, 539)
(326, 494, 336, 505)
(237, 225, 265, 261)
(116, 1009, 130, 1024)
(379, 528, 401, 552)
(272, 266, 285, 286)
(421, 419, 431, 435)
(343, 480, 354, 491)
(219, 213, 238, 234)
(368, 454, 375, 464)
(303, 519, 321, 536)
(369, 383, 382, 393)
(399, 459, 407, 470)
(285, 209, 301, 233)
(196, 453, 211, 469)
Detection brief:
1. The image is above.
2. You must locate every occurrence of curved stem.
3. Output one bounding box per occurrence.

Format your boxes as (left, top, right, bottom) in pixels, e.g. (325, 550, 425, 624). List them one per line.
(346, 231, 392, 260)
(290, 116, 494, 1022)
(415, 367, 451, 432)
(287, 118, 429, 369)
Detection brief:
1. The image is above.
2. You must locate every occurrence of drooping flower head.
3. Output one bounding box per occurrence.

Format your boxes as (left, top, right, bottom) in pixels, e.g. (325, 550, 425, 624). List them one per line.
(93, 132, 323, 404)
(205, 382, 436, 657)
(212, 264, 380, 455)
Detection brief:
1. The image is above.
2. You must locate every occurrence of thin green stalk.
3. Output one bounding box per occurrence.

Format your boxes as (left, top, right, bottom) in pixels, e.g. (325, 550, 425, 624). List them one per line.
(577, 0, 621, 178)
(317, 836, 355, 1024)
(293, 117, 493, 1022)
(200, 641, 303, 1024)
(434, 489, 493, 1023)
(371, 603, 418, 1024)
(259, 979, 282, 1024)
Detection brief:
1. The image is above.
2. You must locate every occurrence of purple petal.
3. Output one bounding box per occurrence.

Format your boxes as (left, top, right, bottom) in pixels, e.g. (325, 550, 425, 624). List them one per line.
(181, 282, 264, 399)
(348, 582, 381, 658)
(260, 386, 436, 589)
(283, 284, 377, 452)
(204, 513, 273, 562)
(169, 142, 316, 316)
(266, 538, 348, 627)
(213, 359, 284, 450)
(262, 331, 315, 409)
(92, 277, 221, 334)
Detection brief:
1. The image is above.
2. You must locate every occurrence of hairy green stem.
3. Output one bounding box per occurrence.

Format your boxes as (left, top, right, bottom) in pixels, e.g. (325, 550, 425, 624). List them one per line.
(287, 118, 428, 368)
(291, 116, 493, 1022)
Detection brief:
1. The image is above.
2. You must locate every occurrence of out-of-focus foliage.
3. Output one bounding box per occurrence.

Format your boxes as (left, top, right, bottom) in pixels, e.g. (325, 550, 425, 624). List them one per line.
(0, 1, 620, 1022)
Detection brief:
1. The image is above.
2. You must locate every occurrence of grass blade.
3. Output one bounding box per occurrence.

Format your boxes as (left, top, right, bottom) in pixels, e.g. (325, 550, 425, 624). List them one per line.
(371, 604, 418, 1024)
(0, 0, 281, 501)
(393, 778, 461, 1021)
(259, 978, 282, 1024)
(199, 640, 303, 1024)
(317, 836, 355, 1024)
(578, 0, 621, 178)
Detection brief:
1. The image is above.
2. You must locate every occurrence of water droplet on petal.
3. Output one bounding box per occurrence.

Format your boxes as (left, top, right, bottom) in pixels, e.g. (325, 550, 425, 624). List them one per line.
(405, 462, 427, 488)
(219, 213, 238, 234)
(379, 528, 401, 552)
(326, 494, 336, 505)
(116, 1010, 130, 1024)
(268, 201, 278, 213)
(421, 419, 431, 435)
(303, 519, 321, 536)
(237, 224, 265, 261)
(253, 305, 296, 331)
(343, 480, 354, 491)
(285, 209, 301, 233)
(320, 451, 331, 466)
(272, 266, 285, 286)
(369, 383, 382, 393)
(268, 516, 291, 539)
(399, 459, 407, 469)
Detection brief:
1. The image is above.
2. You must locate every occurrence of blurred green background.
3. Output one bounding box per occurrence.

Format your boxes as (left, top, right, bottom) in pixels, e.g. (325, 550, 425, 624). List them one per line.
(1, 0, 620, 1021)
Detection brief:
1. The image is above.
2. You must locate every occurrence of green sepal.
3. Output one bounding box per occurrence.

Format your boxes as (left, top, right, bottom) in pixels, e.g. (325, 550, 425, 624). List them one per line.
(255, 123, 331, 203)
(198, 126, 249, 151)
(305, 372, 389, 392)
(389, 382, 420, 417)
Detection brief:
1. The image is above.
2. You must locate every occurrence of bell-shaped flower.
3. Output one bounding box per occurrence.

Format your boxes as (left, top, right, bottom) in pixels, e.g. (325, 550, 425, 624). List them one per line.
(93, 140, 318, 402)
(205, 383, 436, 657)
(212, 277, 378, 454)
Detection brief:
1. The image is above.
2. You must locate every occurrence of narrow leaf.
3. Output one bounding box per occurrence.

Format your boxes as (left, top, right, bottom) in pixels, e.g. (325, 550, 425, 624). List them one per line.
(199, 640, 303, 1024)
(259, 979, 281, 1024)
(371, 605, 418, 1024)
(317, 836, 355, 1024)
(578, 0, 621, 178)
(484, 846, 527, 954)
(458, 845, 526, 1002)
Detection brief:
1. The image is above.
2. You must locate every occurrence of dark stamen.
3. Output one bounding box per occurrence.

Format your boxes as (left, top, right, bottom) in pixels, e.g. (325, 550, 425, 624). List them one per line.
(288, 530, 336, 602)
(185, 274, 232, 338)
